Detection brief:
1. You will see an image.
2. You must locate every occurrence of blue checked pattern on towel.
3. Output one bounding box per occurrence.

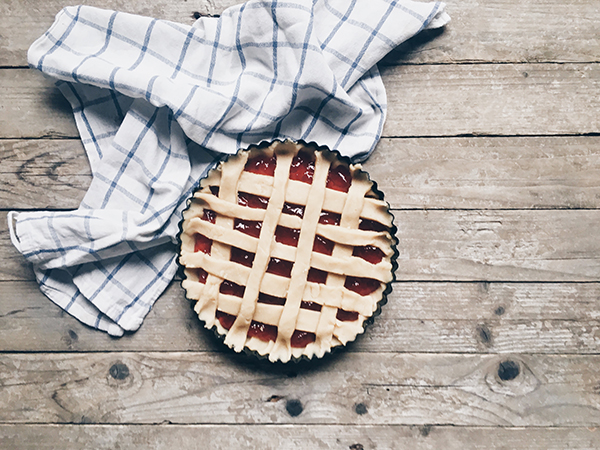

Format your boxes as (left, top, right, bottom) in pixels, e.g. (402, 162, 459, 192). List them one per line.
(8, 0, 449, 336)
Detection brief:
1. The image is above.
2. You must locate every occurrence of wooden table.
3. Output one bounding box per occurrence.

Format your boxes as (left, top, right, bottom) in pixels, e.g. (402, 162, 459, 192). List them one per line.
(1, 0, 599, 448)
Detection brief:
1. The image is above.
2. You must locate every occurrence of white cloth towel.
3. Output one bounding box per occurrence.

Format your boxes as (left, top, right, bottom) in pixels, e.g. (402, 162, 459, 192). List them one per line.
(8, 0, 449, 336)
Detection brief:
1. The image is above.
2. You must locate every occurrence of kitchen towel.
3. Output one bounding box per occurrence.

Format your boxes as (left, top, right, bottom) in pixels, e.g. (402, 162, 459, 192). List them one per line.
(8, 0, 449, 336)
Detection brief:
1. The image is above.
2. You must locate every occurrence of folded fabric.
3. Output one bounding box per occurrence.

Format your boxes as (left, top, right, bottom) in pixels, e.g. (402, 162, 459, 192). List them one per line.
(8, 0, 449, 336)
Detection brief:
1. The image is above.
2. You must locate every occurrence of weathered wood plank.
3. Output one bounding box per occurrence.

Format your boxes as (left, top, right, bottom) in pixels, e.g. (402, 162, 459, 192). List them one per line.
(0, 70, 77, 138)
(2, 0, 599, 67)
(2, 64, 599, 139)
(2, 280, 599, 354)
(393, 209, 600, 281)
(2, 136, 600, 210)
(373, 136, 600, 209)
(382, 63, 600, 137)
(0, 139, 89, 209)
(1, 352, 599, 426)
(2, 209, 599, 283)
(1, 424, 600, 450)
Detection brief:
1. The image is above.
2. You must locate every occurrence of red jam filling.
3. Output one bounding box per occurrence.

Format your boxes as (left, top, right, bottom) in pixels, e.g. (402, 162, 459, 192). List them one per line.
(267, 258, 293, 278)
(258, 292, 286, 305)
(275, 226, 300, 247)
(194, 234, 212, 254)
(307, 268, 328, 284)
(344, 276, 380, 296)
(248, 321, 278, 342)
(197, 268, 208, 284)
(230, 247, 255, 268)
(219, 280, 245, 297)
(359, 218, 388, 232)
(291, 330, 316, 348)
(245, 154, 276, 176)
(238, 192, 269, 209)
(216, 310, 236, 330)
(300, 301, 322, 312)
(319, 211, 341, 226)
(336, 309, 359, 322)
(289, 151, 315, 184)
(326, 165, 351, 192)
(352, 245, 385, 264)
(234, 219, 262, 238)
(201, 209, 216, 223)
(282, 202, 305, 218)
(313, 235, 334, 255)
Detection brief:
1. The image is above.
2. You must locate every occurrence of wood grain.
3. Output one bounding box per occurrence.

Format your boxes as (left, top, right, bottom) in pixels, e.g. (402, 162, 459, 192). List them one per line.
(2, 0, 599, 67)
(2, 136, 600, 210)
(2, 280, 599, 354)
(382, 63, 600, 137)
(2, 63, 599, 140)
(0, 139, 89, 209)
(1, 352, 599, 426)
(1, 425, 600, 450)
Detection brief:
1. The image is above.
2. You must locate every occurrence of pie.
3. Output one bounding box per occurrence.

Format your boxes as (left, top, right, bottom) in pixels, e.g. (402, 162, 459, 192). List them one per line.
(178, 140, 396, 362)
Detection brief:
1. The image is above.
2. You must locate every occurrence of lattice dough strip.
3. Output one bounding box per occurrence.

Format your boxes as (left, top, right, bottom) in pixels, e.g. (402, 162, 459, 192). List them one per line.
(195, 149, 248, 329)
(185, 218, 259, 254)
(181, 250, 251, 287)
(309, 252, 393, 281)
(316, 225, 393, 248)
(269, 150, 332, 362)
(310, 163, 373, 357)
(191, 193, 267, 221)
(225, 148, 296, 352)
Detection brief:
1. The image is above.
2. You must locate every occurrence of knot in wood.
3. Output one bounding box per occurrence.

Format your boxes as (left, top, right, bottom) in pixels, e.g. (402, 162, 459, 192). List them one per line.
(285, 399, 303, 417)
(354, 403, 368, 415)
(498, 360, 520, 381)
(109, 362, 130, 380)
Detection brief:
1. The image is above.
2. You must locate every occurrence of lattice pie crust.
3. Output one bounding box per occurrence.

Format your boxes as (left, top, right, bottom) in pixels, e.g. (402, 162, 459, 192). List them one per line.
(179, 140, 396, 362)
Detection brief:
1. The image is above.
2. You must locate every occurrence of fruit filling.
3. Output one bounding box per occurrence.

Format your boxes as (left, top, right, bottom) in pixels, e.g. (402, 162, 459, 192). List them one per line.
(258, 292, 286, 305)
(238, 192, 269, 209)
(318, 211, 341, 226)
(267, 258, 293, 278)
(230, 247, 255, 268)
(275, 226, 300, 247)
(307, 268, 328, 284)
(289, 151, 315, 184)
(291, 330, 316, 347)
(326, 164, 351, 192)
(194, 234, 212, 254)
(245, 154, 276, 176)
(248, 321, 278, 342)
(282, 202, 305, 218)
(201, 209, 216, 223)
(216, 310, 236, 330)
(234, 219, 262, 238)
(344, 276, 380, 296)
(197, 268, 208, 284)
(300, 301, 322, 312)
(219, 280, 246, 297)
(336, 309, 359, 322)
(352, 245, 385, 264)
(358, 218, 388, 232)
(313, 235, 334, 255)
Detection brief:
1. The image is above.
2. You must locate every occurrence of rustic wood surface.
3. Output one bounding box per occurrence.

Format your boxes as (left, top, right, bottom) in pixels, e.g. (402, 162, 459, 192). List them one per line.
(1, 0, 599, 448)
